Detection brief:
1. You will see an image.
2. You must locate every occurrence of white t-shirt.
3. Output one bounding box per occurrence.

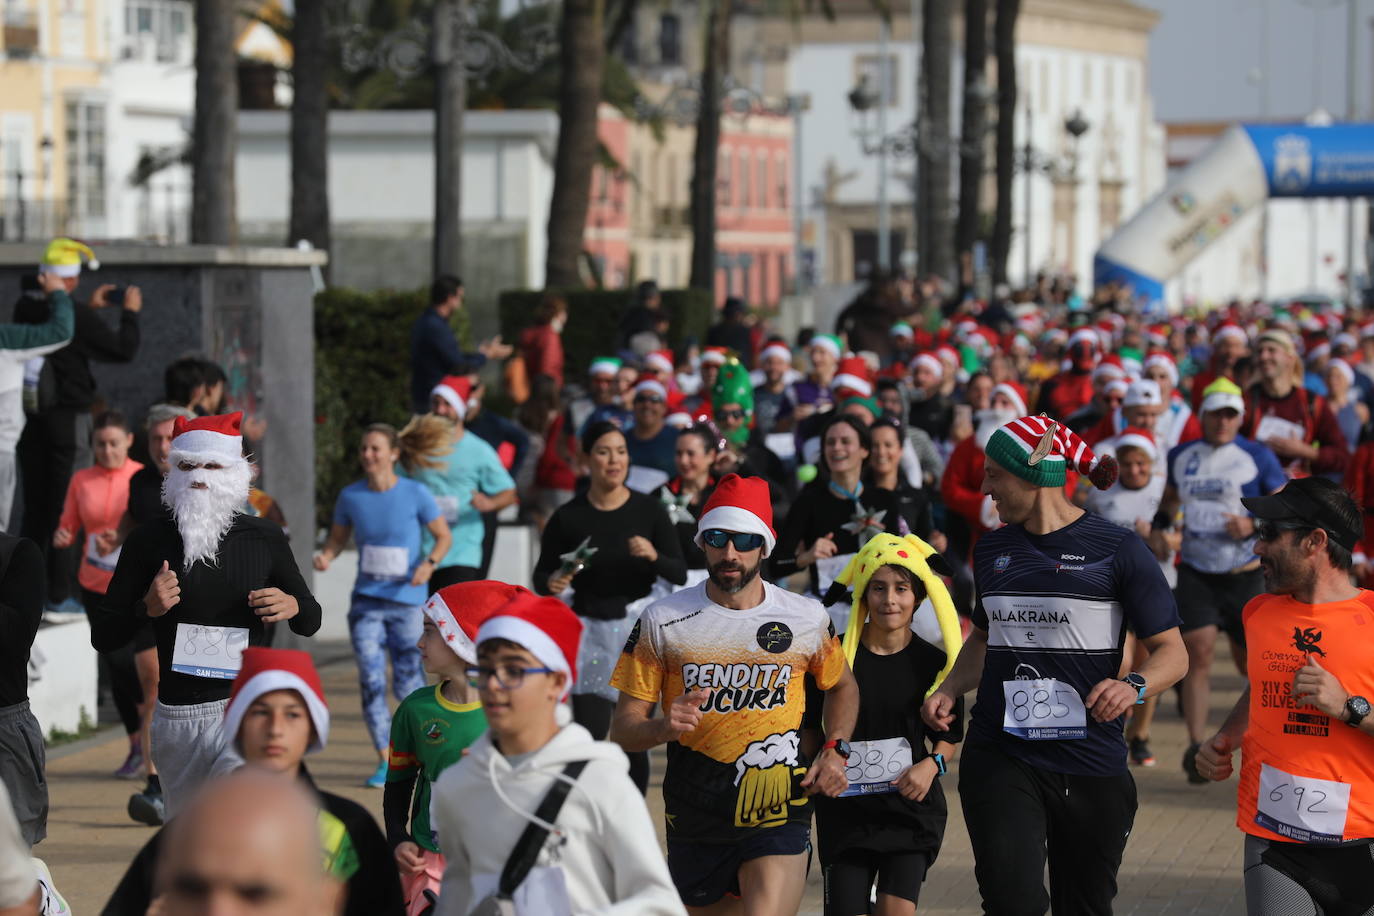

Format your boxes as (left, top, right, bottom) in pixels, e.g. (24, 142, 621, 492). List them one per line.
(1085, 475, 1177, 587)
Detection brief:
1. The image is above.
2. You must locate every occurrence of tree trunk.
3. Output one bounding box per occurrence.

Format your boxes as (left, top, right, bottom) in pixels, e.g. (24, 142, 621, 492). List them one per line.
(955, 0, 988, 273)
(919, 0, 954, 283)
(191, 0, 237, 244)
(545, 0, 607, 286)
(689, 0, 730, 293)
(992, 0, 1019, 285)
(289, 0, 330, 269)
(433, 0, 467, 278)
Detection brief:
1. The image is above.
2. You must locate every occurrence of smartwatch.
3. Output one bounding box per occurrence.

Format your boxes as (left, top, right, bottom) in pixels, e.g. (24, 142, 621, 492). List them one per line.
(822, 738, 852, 761)
(931, 753, 947, 777)
(1346, 695, 1371, 727)
(1122, 672, 1147, 705)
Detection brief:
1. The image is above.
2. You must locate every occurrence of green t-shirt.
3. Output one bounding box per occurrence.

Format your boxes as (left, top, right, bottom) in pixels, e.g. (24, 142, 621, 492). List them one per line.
(387, 682, 487, 852)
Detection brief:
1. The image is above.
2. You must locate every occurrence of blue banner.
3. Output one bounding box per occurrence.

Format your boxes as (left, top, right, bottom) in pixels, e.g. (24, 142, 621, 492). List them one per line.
(1243, 124, 1374, 198)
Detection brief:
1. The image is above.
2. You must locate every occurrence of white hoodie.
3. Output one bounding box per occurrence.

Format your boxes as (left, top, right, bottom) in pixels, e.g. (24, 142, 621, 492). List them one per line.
(430, 722, 685, 916)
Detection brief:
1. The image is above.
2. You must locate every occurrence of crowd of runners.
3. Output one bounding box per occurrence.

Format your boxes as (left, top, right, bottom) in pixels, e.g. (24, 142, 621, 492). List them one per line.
(0, 243, 1369, 915)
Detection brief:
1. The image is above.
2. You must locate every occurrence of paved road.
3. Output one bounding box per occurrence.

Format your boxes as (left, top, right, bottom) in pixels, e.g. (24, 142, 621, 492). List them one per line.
(40, 642, 1248, 914)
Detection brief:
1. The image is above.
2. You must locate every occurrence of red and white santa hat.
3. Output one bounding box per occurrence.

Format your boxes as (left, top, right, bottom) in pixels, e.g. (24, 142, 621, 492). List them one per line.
(475, 593, 584, 699)
(431, 375, 472, 420)
(170, 412, 245, 465)
(991, 381, 1028, 415)
(832, 356, 873, 398)
(223, 648, 330, 753)
(910, 353, 944, 379)
(759, 342, 793, 365)
(700, 346, 729, 367)
(694, 473, 777, 557)
(1143, 350, 1178, 386)
(644, 349, 676, 376)
(1214, 322, 1248, 345)
(1092, 354, 1127, 384)
(1113, 426, 1158, 462)
(423, 580, 530, 665)
(633, 373, 669, 401)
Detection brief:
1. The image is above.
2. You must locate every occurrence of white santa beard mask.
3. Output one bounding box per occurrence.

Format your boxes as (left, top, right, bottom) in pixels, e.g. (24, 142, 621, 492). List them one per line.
(162, 460, 253, 568)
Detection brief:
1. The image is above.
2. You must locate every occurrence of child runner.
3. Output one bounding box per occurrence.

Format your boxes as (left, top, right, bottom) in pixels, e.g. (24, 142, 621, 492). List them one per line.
(817, 533, 965, 916)
(430, 592, 683, 915)
(385, 580, 527, 915)
(316, 423, 452, 787)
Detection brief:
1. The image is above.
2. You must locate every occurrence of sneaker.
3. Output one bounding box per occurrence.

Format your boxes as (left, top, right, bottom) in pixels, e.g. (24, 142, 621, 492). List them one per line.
(1129, 738, 1157, 767)
(128, 788, 165, 826)
(32, 857, 71, 915)
(1182, 742, 1208, 784)
(365, 759, 388, 789)
(114, 746, 144, 780)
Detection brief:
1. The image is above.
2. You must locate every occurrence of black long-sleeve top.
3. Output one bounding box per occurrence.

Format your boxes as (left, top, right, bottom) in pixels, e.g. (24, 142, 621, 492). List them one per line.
(13, 297, 139, 410)
(0, 537, 44, 707)
(771, 479, 902, 593)
(92, 515, 321, 705)
(533, 490, 686, 619)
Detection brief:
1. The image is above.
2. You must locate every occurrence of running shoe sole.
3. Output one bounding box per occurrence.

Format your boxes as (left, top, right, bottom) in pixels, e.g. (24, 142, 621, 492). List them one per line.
(128, 792, 165, 826)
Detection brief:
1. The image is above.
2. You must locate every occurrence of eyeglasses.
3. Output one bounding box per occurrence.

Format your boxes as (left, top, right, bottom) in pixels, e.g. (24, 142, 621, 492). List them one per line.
(634, 395, 664, 405)
(701, 529, 765, 551)
(465, 664, 556, 689)
(717, 409, 746, 421)
(1255, 519, 1315, 542)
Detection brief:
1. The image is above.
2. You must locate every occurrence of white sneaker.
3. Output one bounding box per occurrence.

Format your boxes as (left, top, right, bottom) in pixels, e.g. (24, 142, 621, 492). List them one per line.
(32, 858, 71, 916)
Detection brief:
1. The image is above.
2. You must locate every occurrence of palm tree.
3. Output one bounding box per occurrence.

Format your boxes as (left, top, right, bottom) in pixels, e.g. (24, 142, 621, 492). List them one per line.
(991, 0, 1019, 285)
(191, 0, 237, 244)
(290, 0, 331, 266)
(955, 0, 988, 271)
(545, 0, 607, 286)
(689, 0, 731, 293)
(919, 0, 954, 283)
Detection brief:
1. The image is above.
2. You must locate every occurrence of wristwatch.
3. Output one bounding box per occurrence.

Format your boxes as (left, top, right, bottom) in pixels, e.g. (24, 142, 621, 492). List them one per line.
(1345, 695, 1370, 727)
(931, 753, 947, 777)
(822, 738, 852, 761)
(1122, 672, 1148, 705)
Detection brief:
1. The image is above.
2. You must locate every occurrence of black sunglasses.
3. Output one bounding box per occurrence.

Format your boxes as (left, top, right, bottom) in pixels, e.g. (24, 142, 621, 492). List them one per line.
(1255, 519, 1315, 542)
(717, 409, 746, 421)
(701, 529, 765, 551)
(634, 395, 664, 404)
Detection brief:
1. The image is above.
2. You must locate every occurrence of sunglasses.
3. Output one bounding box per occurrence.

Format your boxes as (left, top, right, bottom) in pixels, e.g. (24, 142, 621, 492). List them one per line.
(717, 409, 746, 421)
(701, 529, 765, 551)
(1255, 519, 1315, 542)
(634, 395, 664, 405)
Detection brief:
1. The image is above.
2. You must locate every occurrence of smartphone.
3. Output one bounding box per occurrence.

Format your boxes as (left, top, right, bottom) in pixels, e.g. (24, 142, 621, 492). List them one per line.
(106, 287, 126, 306)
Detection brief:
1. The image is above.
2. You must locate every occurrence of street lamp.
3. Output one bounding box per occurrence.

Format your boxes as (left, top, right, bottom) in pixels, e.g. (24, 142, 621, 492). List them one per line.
(1016, 103, 1090, 288)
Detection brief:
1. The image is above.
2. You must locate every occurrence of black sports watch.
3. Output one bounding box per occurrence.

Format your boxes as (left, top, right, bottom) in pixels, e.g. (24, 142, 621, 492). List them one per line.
(1122, 672, 1147, 705)
(822, 738, 852, 760)
(1345, 695, 1370, 727)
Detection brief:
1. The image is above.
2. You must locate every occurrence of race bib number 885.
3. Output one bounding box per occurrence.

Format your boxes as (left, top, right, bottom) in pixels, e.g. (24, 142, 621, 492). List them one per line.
(1002, 678, 1086, 740)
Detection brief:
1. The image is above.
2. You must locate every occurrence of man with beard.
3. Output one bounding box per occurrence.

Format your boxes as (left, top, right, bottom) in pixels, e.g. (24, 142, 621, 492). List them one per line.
(610, 473, 858, 914)
(1194, 477, 1374, 916)
(93, 412, 321, 820)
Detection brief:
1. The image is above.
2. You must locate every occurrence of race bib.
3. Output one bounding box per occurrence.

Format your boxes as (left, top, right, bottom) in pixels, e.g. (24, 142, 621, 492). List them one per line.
(434, 495, 460, 524)
(86, 533, 122, 573)
(360, 545, 410, 581)
(626, 466, 669, 494)
(1183, 501, 1228, 536)
(1255, 415, 1306, 445)
(171, 623, 250, 679)
(1002, 678, 1087, 740)
(1255, 762, 1352, 845)
(838, 737, 913, 797)
(815, 552, 857, 597)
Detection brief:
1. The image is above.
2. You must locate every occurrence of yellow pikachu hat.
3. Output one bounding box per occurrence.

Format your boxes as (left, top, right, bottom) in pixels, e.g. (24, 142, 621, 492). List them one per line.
(40, 238, 99, 278)
(829, 532, 962, 697)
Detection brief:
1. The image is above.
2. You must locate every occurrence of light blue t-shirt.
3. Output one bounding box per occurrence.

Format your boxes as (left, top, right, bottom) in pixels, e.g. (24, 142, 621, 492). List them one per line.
(333, 477, 441, 606)
(403, 431, 515, 569)
(1167, 434, 1287, 574)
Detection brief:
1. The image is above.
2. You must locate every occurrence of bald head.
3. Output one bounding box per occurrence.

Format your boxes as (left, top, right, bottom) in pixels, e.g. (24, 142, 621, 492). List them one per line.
(154, 769, 341, 916)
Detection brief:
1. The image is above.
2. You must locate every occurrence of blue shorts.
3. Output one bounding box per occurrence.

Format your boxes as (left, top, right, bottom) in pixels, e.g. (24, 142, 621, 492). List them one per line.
(667, 821, 811, 907)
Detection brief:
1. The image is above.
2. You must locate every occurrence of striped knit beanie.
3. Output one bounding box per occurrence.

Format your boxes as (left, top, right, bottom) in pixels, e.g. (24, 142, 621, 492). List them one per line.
(984, 415, 1119, 491)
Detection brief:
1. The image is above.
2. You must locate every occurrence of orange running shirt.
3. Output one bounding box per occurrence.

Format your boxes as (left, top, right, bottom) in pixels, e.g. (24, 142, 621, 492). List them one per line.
(1238, 590, 1374, 844)
(612, 580, 847, 842)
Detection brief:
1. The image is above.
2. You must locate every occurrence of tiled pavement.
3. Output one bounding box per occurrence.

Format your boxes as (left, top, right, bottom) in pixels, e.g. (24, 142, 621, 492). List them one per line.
(43, 642, 1249, 914)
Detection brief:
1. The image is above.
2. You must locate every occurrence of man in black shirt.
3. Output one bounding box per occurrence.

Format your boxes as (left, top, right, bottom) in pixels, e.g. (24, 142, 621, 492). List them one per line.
(93, 412, 320, 820)
(125, 403, 196, 529)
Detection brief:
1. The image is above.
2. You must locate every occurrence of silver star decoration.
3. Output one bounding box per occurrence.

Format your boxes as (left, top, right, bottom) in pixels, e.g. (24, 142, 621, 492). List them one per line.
(841, 505, 888, 542)
(660, 490, 695, 526)
(558, 537, 598, 577)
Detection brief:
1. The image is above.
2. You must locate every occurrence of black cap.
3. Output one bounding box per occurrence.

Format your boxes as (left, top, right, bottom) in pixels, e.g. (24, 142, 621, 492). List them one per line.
(1240, 478, 1362, 552)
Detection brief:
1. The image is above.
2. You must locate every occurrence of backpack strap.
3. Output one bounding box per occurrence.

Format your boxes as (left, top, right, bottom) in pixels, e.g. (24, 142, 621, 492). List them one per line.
(497, 759, 590, 897)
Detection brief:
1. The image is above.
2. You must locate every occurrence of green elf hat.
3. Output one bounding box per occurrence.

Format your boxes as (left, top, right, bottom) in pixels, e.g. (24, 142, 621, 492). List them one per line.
(809, 333, 843, 361)
(712, 359, 755, 446)
(828, 533, 962, 697)
(40, 237, 98, 277)
(587, 356, 623, 378)
(984, 415, 1119, 491)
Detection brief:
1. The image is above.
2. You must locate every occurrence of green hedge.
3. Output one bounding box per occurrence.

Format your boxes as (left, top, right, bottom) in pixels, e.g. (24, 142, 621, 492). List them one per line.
(497, 287, 714, 380)
(314, 286, 470, 531)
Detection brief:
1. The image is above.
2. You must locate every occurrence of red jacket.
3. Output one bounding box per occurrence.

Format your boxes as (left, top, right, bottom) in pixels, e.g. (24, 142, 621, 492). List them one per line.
(519, 324, 564, 390)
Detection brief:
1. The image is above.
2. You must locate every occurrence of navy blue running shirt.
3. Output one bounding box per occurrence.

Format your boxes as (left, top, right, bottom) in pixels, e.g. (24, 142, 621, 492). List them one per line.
(969, 512, 1180, 776)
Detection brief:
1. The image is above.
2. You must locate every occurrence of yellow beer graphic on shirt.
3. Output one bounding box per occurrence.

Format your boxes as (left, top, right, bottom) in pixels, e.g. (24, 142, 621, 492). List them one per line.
(733, 731, 803, 828)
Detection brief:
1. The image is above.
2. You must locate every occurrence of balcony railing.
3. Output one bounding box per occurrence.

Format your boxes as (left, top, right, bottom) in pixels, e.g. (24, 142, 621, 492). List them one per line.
(0, 198, 71, 242)
(3, 8, 39, 57)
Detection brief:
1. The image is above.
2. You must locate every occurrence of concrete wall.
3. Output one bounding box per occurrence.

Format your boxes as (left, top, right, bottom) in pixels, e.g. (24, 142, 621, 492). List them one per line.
(0, 244, 323, 580)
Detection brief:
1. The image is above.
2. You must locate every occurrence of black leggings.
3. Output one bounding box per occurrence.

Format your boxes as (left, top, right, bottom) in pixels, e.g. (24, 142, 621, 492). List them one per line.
(823, 850, 929, 915)
(572, 694, 649, 794)
(81, 589, 143, 736)
(960, 743, 1137, 916)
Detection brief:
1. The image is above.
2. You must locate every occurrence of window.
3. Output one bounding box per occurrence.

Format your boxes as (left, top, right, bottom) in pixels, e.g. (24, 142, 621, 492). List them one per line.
(717, 147, 731, 206)
(65, 98, 106, 220)
(738, 150, 750, 207)
(124, 0, 190, 60)
(776, 152, 788, 209)
(1082, 60, 1093, 99)
(1105, 63, 1115, 102)
(757, 154, 768, 209)
(658, 13, 681, 66)
(854, 55, 899, 105)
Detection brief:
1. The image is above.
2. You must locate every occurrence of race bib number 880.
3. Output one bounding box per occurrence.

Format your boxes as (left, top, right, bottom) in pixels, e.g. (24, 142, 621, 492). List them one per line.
(1002, 678, 1086, 740)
